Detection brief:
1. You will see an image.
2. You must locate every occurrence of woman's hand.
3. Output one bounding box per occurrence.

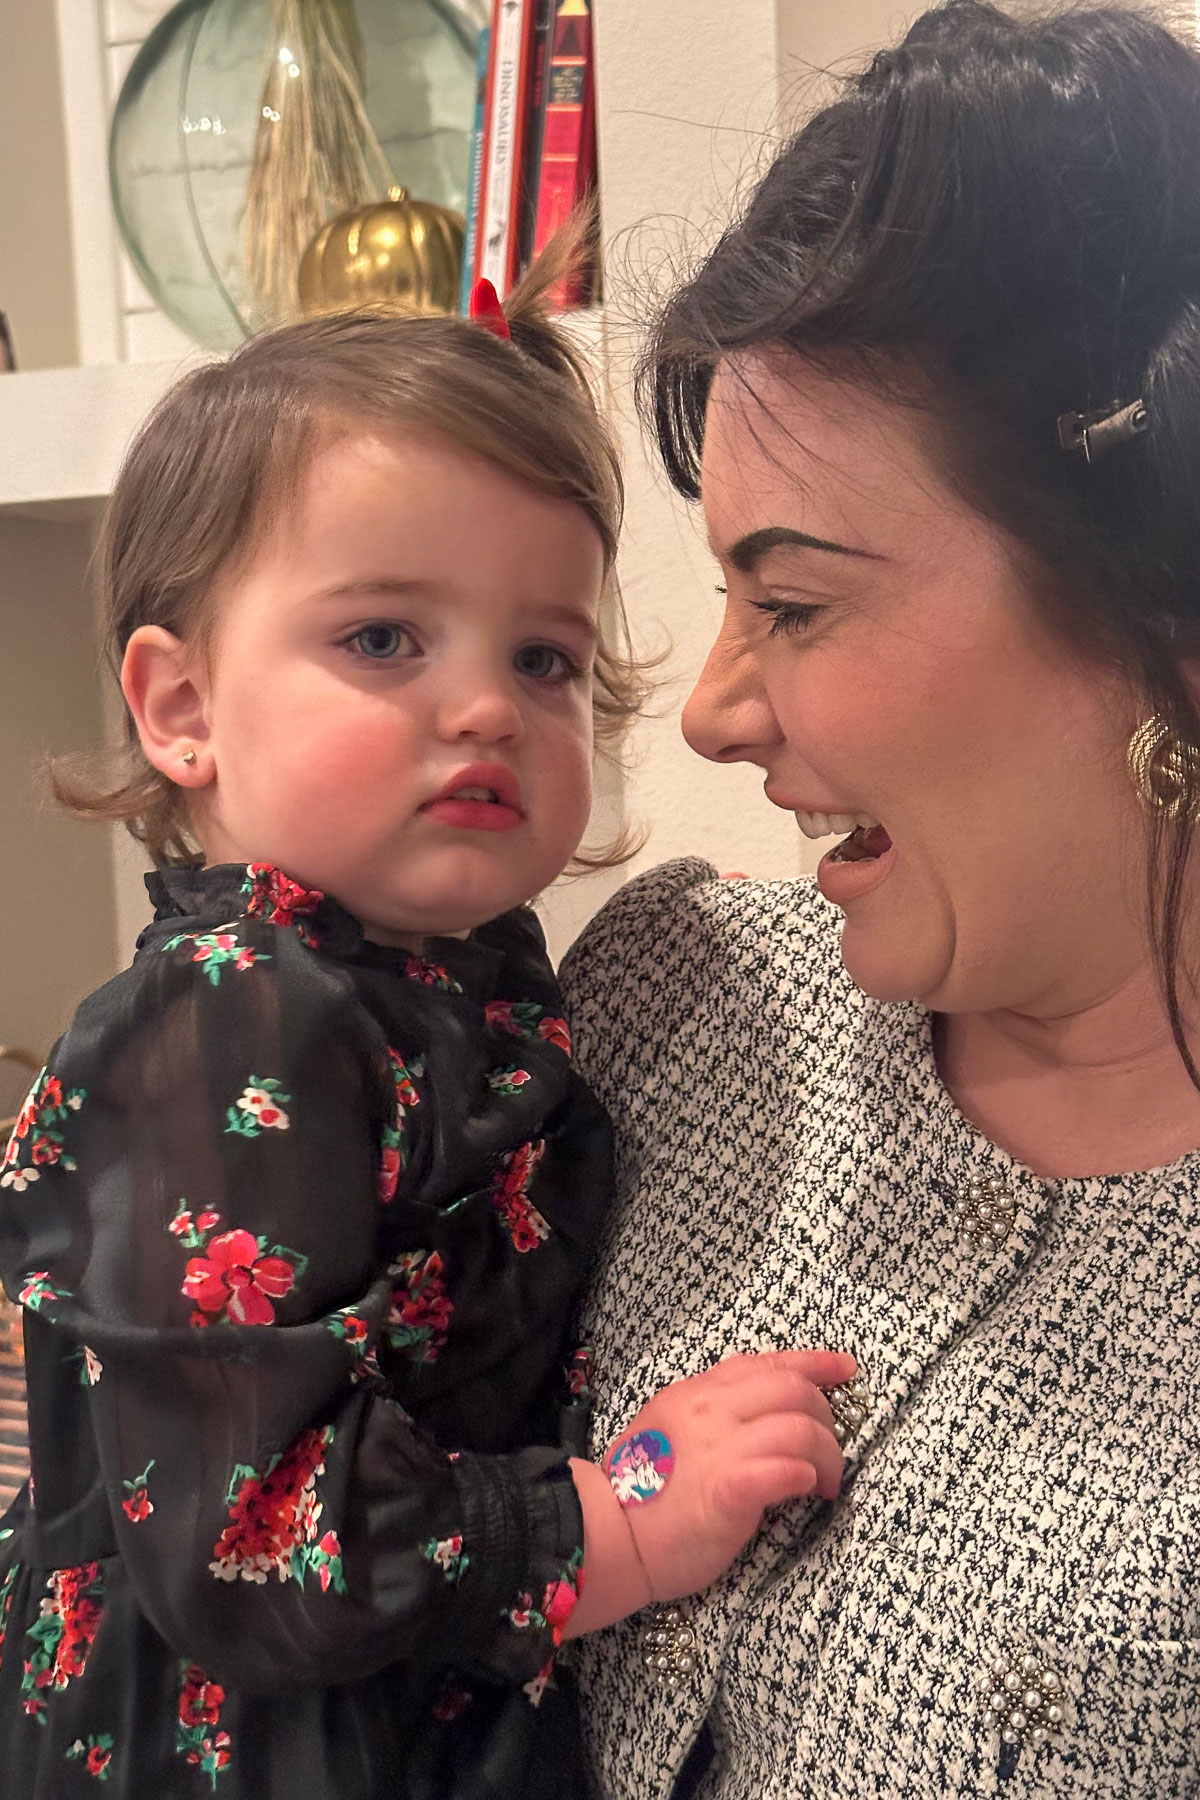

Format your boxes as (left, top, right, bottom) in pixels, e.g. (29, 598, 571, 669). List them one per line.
(564, 1349, 854, 1637)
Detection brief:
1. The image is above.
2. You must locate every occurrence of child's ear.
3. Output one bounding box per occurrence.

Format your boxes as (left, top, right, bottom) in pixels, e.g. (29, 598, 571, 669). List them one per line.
(121, 626, 213, 786)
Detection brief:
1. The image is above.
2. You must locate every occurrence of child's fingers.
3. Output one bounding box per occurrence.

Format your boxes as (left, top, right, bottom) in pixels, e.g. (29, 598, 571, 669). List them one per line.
(706, 1349, 856, 1398)
(788, 1349, 858, 1387)
(731, 1413, 844, 1498)
(715, 1455, 823, 1514)
(722, 1368, 839, 1432)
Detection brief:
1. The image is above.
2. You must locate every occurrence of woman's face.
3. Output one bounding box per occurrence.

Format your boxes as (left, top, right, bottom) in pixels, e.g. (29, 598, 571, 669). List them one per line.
(687, 353, 1148, 1016)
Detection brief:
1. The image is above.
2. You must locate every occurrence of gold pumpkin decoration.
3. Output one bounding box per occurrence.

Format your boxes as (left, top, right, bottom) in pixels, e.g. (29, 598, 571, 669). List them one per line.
(298, 187, 465, 317)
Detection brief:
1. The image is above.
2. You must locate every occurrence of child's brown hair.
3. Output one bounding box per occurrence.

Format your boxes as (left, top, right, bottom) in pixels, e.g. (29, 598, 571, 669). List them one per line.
(55, 238, 646, 871)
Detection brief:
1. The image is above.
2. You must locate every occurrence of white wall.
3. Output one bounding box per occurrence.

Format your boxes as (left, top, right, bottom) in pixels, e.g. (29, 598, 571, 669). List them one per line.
(0, 514, 118, 1053)
(0, 4, 79, 369)
(543, 0, 922, 964)
(3, 0, 929, 1001)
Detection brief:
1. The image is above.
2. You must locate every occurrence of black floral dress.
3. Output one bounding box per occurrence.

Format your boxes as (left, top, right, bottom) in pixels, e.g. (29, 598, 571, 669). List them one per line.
(0, 864, 611, 1800)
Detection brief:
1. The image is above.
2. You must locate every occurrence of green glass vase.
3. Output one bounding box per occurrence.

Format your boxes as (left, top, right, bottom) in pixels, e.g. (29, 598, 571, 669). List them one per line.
(109, 0, 478, 350)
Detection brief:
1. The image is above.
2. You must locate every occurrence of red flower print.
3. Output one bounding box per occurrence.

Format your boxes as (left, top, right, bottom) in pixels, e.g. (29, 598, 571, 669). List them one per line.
(120, 1456, 156, 1522)
(195, 933, 236, 961)
(3, 1068, 85, 1188)
(484, 1000, 570, 1056)
(179, 1664, 225, 1729)
(540, 1577, 578, 1640)
(224, 1077, 292, 1140)
(182, 1229, 300, 1326)
(386, 1251, 453, 1363)
(403, 955, 461, 992)
(423, 1534, 469, 1581)
(209, 1426, 344, 1594)
(509, 1593, 535, 1629)
(378, 1144, 401, 1205)
(20, 1562, 103, 1718)
(377, 1048, 422, 1203)
(315, 1531, 342, 1592)
(234, 1086, 288, 1129)
(176, 1661, 233, 1783)
(489, 1140, 550, 1253)
(241, 865, 323, 945)
(66, 1734, 116, 1781)
(565, 1346, 593, 1400)
(538, 1016, 571, 1056)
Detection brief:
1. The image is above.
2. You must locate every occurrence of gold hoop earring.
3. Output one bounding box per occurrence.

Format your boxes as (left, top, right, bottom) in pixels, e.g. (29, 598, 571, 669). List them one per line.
(180, 749, 197, 768)
(1127, 716, 1199, 818)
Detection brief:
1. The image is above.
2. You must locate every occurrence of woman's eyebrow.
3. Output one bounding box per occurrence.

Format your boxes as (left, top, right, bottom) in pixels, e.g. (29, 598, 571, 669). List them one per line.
(724, 526, 886, 571)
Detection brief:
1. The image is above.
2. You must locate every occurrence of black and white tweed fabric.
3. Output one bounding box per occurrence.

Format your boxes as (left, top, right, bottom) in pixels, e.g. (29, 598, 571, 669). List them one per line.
(559, 858, 1200, 1800)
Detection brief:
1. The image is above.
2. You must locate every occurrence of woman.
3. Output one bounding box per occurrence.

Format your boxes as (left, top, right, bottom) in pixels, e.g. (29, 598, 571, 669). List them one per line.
(560, 4, 1200, 1796)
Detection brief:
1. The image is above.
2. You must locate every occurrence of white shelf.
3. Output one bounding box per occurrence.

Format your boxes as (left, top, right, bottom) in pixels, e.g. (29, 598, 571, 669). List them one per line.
(0, 305, 605, 522)
(0, 360, 204, 519)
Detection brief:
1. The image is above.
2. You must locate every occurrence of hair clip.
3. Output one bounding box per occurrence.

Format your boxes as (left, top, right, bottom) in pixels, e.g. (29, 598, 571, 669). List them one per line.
(468, 277, 511, 341)
(1056, 397, 1148, 465)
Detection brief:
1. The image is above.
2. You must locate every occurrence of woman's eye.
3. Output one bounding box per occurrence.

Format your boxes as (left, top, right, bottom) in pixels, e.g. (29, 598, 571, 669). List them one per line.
(348, 623, 416, 661)
(751, 599, 822, 639)
(514, 643, 578, 683)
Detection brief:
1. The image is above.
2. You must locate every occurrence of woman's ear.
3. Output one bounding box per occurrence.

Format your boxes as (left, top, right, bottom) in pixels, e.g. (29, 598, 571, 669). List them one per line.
(121, 625, 213, 787)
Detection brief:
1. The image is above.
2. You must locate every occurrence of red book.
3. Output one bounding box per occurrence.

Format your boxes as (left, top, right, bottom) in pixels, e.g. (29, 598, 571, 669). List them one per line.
(475, 0, 541, 296)
(530, 0, 597, 304)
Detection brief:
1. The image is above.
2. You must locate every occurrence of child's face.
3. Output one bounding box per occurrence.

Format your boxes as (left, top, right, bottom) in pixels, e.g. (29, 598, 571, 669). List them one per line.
(188, 429, 604, 943)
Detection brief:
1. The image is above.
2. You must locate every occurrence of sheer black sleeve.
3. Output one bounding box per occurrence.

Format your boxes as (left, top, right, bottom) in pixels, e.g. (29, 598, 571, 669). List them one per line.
(0, 920, 583, 1693)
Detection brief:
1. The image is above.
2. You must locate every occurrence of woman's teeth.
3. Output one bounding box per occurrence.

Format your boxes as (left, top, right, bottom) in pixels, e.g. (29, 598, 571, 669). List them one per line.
(454, 787, 498, 802)
(794, 809, 880, 840)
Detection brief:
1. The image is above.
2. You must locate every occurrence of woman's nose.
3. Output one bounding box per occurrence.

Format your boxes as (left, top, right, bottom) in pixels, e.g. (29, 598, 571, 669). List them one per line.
(682, 622, 781, 765)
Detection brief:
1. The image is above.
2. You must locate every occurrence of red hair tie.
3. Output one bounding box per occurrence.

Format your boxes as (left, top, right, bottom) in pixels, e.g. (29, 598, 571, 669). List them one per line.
(468, 277, 511, 341)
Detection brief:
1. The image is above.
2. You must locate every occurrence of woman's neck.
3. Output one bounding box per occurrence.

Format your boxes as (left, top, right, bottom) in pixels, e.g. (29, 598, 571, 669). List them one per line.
(935, 966, 1200, 1180)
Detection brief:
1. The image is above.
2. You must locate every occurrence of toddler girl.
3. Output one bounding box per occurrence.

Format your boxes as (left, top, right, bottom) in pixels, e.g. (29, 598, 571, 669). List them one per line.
(0, 263, 852, 1799)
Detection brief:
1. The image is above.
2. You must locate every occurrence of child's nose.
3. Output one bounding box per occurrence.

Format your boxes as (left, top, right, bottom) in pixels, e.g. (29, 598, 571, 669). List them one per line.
(436, 670, 525, 745)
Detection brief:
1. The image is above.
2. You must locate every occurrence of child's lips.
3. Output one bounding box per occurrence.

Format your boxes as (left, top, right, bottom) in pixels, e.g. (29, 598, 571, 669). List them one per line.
(422, 764, 524, 833)
(427, 762, 523, 812)
(422, 797, 523, 833)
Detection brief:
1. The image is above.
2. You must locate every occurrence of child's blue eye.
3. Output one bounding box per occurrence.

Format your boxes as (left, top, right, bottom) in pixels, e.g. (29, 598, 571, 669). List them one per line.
(351, 623, 414, 660)
(514, 644, 576, 682)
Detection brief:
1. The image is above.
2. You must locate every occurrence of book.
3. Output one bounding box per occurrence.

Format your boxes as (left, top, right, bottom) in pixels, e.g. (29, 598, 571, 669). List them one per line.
(459, 23, 492, 310)
(529, 0, 597, 304)
(517, 0, 554, 273)
(474, 0, 540, 296)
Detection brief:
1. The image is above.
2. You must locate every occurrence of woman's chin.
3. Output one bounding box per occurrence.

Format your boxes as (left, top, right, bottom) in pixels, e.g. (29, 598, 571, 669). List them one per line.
(838, 914, 952, 1008)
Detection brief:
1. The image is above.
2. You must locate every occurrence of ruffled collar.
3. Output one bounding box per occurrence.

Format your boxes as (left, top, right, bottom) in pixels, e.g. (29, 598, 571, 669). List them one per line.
(142, 861, 538, 999)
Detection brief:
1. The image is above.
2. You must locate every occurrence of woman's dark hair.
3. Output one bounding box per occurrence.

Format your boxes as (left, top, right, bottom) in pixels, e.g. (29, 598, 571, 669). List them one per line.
(646, 0, 1200, 1079)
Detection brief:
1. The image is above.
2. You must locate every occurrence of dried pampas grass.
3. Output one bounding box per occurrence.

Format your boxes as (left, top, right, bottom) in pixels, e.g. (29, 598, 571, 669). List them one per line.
(243, 0, 392, 326)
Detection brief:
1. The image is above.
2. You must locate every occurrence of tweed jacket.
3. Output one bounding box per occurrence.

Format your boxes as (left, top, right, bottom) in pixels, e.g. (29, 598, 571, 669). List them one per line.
(559, 858, 1200, 1800)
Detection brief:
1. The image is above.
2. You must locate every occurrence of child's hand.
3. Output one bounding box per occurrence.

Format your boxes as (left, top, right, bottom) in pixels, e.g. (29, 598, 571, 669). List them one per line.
(612, 1349, 853, 1600)
(564, 1349, 854, 1638)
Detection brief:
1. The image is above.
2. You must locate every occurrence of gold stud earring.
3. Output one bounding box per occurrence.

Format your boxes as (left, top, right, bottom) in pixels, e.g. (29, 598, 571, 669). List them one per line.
(181, 748, 197, 767)
(1127, 716, 1199, 818)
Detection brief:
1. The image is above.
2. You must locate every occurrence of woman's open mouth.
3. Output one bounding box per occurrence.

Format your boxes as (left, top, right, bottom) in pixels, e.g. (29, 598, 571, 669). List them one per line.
(794, 810, 893, 862)
(793, 809, 897, 902)
(827, 823, 893, 862)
